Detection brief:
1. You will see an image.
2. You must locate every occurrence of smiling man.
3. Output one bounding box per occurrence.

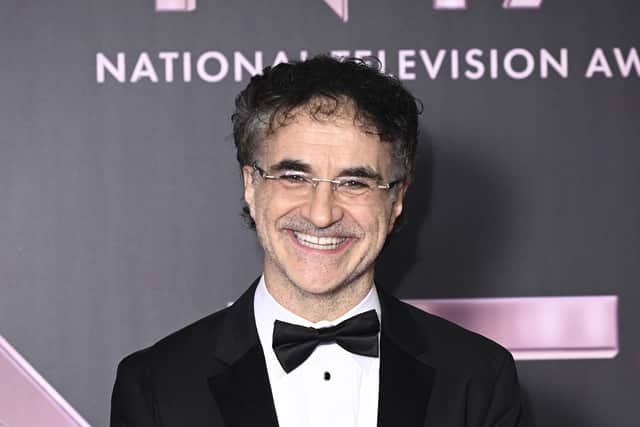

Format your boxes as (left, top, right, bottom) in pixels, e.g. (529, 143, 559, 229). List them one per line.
(245, 111, 404, 322)
(111, 56, 524, 427)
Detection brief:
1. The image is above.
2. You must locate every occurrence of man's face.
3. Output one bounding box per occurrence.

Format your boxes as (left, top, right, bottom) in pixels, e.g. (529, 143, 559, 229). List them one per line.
(242, 111, 407, 298)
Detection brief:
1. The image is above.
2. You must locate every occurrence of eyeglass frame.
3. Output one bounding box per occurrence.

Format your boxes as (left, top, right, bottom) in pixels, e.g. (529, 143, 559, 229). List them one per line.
(250, 162, 404, 196)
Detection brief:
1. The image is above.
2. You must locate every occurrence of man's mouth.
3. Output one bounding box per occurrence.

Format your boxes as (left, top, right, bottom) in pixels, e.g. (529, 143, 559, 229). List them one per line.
(292, 231, 348, 251)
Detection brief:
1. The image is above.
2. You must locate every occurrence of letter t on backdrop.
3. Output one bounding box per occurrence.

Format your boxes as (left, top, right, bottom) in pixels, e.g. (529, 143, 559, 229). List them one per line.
(434, 0, 543, 9)
(503, 0, 543, 8)
(155, 0, 196, 12)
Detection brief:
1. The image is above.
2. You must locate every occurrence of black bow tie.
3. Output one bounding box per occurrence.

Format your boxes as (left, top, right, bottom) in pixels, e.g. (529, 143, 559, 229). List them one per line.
(272, 309, 380, 373)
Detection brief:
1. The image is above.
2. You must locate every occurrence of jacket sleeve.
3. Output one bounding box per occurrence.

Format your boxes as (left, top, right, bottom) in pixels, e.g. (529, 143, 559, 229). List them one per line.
(110, 351, 159, 427)
(481, 351, 525, 427)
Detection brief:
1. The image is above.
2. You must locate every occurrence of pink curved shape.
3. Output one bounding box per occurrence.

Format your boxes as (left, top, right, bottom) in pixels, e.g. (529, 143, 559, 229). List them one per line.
(0, 335, 91, 427)
(322, 0, 349, 22)
(404, 296, 618, 360)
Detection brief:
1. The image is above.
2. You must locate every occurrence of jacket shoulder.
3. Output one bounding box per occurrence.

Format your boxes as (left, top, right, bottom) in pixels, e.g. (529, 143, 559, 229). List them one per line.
(386, 295, 513, 376)
(117, 304, 233, 372)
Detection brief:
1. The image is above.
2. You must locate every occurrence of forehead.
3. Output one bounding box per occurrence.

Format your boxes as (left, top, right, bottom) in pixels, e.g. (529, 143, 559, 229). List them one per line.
(261, 112, 393, 173)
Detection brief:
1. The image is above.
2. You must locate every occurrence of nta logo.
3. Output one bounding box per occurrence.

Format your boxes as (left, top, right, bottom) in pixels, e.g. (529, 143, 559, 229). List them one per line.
(155, 0, 542, 22)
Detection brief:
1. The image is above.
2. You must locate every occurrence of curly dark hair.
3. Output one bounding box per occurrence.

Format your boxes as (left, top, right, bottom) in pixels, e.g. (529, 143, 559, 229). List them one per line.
(232, 54, 422, 227)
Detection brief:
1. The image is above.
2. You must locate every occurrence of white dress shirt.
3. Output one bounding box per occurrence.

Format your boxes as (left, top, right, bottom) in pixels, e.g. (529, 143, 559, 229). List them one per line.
(253, 276, 381, 427)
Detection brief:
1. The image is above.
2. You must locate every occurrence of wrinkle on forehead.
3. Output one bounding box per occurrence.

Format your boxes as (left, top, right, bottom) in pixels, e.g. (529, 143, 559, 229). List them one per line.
(261, 113, 393, 179)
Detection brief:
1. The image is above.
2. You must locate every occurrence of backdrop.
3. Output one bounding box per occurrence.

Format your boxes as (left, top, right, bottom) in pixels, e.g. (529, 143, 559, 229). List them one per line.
(1, 0, 638, 425)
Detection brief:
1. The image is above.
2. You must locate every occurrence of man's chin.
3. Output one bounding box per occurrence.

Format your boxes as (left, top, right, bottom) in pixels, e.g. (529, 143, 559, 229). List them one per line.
(285, 268, 370, 299)
(287, 276, 345, 297)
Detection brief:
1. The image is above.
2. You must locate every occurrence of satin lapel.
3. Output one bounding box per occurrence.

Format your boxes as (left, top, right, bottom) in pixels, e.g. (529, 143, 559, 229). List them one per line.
(377, 290, 435, 427)
(206, 279, 279, 427)
(208, 344, 279, 427)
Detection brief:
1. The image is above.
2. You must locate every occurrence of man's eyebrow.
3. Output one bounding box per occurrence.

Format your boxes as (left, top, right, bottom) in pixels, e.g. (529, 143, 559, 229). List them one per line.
(337, 166, 383, 181)
(268, 159, 312, 173)
(269, 161, 383, 180)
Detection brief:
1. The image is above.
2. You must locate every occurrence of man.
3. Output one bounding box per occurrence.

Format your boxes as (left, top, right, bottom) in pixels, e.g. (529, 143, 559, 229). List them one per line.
(111, 55, 523, 427)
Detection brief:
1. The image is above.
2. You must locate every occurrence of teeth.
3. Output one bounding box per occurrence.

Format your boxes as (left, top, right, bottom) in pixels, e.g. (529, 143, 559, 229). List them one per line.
(293, 232, 347, 250)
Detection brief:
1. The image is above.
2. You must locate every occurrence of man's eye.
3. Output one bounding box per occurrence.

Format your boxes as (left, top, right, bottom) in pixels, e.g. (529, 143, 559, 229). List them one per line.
(341, 179, 371, 188)
(280, 174, 307, 183)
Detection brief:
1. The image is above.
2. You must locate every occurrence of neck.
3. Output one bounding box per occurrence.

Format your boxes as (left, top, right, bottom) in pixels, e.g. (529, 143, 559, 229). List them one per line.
(263, 268, 375, 323)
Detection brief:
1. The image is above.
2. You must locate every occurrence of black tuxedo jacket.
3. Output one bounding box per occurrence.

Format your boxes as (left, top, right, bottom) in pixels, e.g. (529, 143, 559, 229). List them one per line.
(111, 281, 523, 427)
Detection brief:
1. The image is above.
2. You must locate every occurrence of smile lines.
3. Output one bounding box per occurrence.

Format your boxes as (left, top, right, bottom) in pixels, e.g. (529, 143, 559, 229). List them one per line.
(293, 231, 348, 250)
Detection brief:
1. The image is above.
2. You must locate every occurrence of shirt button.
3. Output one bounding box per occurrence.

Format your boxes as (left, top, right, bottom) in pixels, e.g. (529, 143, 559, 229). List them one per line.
(324, 371, 331, 381)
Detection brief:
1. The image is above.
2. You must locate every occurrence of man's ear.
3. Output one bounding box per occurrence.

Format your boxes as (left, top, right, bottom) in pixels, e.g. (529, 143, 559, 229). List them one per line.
(388, 179, 409, 232)
(242, 165, 256, 218)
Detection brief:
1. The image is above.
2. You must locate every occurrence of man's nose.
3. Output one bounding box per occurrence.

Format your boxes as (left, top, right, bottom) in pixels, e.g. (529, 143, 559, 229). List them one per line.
(301, 181, 344, 228)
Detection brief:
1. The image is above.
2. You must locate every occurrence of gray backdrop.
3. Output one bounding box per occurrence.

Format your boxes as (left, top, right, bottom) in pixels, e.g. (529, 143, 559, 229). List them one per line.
(1, 0, 638, 425)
